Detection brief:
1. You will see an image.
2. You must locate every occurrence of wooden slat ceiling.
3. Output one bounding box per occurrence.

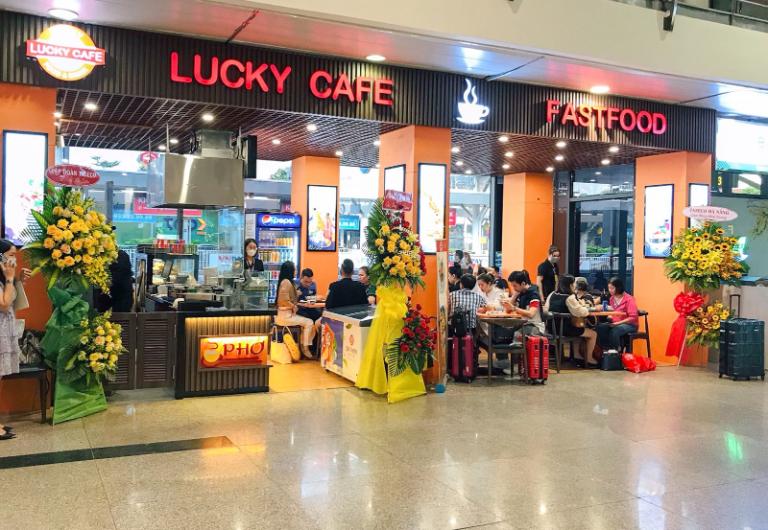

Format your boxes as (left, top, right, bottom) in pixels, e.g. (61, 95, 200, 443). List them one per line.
(57, 89, 670, 175)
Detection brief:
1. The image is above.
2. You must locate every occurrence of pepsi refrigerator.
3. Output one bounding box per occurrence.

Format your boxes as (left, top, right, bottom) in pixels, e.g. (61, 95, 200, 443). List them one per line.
(247, 212, 302, 303)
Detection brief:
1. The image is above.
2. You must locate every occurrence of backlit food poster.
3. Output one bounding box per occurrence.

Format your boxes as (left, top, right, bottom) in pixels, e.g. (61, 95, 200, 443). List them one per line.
(307, 185, 337, 251)
(2, 132, 47, 245)
(384, 164, 405, 192)
(643, 184, 674, 258)
(320, 318, 344, 374)
(417, 163, 447, 254)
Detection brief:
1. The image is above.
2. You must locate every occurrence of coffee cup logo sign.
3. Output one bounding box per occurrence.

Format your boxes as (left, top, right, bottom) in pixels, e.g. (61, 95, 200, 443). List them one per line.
(456, 79, 490, 125)
(26, 24, 105, 81)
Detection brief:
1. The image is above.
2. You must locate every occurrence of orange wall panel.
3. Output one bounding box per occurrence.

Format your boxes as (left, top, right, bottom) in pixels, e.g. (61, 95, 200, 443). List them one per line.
(633, 151, 711, 365)
(290, 156, 341, 294)
(0, 82, 57, 414)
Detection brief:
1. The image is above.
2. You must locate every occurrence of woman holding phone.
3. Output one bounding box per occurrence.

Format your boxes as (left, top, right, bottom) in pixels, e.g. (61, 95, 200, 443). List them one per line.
(0, 239, 22, 440)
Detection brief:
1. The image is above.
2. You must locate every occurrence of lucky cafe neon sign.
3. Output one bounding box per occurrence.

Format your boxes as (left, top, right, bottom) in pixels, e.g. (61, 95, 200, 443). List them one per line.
(547, 99, 667, 135)
(170, 52, 394, 106)
(26, 24, 106, 81)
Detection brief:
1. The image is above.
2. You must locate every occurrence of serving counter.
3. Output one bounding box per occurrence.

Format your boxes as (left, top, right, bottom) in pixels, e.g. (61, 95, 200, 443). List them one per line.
(319, 304, 375, 383)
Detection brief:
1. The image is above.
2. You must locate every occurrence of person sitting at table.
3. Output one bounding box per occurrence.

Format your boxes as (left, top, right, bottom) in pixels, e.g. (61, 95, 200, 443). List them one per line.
(574, 277, 597, 307)
(358, 265, 376, 305)
(504, 270, 545, 335)
(596, 277, 639, 351)
(544, 275, 598, 367)
(296, 268, 322, 321)
(275, 260, 315, 359)
(325, 259, 369, 310)
(476, 273, 505, 309)
(448, 274, 486, 333)
(448, 265, 462, 293)
(495, 278, 509, 292)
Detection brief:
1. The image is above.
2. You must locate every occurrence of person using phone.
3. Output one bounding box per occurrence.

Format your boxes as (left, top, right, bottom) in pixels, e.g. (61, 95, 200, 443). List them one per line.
(0, 239, 23, 440)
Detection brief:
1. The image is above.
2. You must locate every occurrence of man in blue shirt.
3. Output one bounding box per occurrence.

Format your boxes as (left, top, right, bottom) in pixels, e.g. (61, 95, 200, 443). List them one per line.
(296, 268, 321, 320)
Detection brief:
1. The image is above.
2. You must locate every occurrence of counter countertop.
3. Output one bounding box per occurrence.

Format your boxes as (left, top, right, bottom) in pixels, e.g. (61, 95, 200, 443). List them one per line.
(177, 308, 277, 318)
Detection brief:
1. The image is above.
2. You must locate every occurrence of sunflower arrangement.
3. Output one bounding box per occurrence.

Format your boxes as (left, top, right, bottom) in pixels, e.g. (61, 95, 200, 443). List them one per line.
(23, 183, 118, 291)
(365, 199, 426, 290)
(665, 222, 748, 291)
(687, 301, 730, 347)
(60, 311, 125, 383)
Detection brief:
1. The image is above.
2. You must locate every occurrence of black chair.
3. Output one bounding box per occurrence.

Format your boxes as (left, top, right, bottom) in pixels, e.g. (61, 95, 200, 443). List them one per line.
(623, 310, 651, 358)
(4, 364, 51, 423)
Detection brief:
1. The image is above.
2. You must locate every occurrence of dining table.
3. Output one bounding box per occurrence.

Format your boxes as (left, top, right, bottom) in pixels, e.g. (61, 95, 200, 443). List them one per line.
(477, 312, 530, 384)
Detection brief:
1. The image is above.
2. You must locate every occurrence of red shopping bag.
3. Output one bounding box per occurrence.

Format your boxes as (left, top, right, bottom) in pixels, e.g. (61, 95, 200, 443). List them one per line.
(621, 353, 657, 373)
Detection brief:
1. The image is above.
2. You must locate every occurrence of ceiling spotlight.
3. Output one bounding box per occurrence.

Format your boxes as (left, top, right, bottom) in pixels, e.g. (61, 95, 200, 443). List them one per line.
(366, 54, 386, 62)
(502, 163, 510, 170)
(451, 146, 460, 154)
(170, 138, 179, 145)
(84, 102, 98, 111)
(556, 140, 568, 149)
(590, 85, 610, 95)
(464, 169, 473, 175)
(623, 181, 630, 184)
(272, 139, 281, 145)
(121, 173, 128, 176)
(157, 145, 167, 151)
(53, 111, 63, 119)
(48, 7, 78, 20)
(589, 179, 596, 183)
(546, 166, 554, 173)
(375, 163, 380, 169)
(504, 151, 514, 158)
(335, 150, 343, 157)
(498, 135, 509, 143)
(601, 158, 611, 166)
(306, 123, 317, 132)
(74, 133, 81, 137)
(455, 160, 464, 167)
(373, 140, 381, 147)
(201, 113, 215, 123)
(595, 171, 602, 176)
(609, 146, 620, 153)
(554, 154, 565, 162)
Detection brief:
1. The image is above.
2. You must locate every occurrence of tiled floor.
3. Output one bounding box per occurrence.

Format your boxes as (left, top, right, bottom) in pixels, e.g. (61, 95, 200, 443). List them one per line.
(2, 367, 768, 529)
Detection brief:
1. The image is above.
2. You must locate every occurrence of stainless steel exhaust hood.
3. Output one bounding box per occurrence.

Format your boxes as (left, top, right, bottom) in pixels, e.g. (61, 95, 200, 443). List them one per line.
(147, 153, 244, 209)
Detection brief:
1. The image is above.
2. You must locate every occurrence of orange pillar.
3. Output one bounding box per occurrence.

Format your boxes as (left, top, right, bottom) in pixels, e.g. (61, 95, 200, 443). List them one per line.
(0, 82, 56, 414)
(634, 151, 712, 365)
(501, 172, 554, 278)
(290, 156, 341, 295)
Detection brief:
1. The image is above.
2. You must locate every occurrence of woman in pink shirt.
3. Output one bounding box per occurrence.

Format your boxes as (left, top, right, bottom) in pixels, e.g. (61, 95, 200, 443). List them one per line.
(596, 277, 639, 350)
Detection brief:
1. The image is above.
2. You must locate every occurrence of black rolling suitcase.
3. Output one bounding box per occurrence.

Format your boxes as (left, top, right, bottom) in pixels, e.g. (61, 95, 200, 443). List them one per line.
(719, 319, 766, 381)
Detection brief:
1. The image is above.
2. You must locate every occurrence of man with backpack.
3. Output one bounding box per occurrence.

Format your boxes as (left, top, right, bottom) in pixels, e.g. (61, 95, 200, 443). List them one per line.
(448, 274, 487, 333)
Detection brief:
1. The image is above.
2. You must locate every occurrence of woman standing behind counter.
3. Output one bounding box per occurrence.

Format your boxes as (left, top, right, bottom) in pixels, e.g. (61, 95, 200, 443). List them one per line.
(244, 239, 264, 274)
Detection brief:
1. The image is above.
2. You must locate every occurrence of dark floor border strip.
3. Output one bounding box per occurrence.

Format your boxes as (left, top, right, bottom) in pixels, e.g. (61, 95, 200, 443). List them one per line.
(0, 436, 234, 470)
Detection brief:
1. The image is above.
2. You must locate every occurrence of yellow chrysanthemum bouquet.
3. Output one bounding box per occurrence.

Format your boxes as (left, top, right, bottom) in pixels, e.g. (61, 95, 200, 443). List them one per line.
(23, 183, 118, 291)
(61, 312, 126, 383)
(687, 301, 731, 347)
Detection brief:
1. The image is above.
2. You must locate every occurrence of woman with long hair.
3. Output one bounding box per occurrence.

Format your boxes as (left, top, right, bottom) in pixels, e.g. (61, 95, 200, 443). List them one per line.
(0, 239, 21, 439)
(544, 274, 598, 367)
(596, 277, 639, 351)
(274, 260, 316, 358)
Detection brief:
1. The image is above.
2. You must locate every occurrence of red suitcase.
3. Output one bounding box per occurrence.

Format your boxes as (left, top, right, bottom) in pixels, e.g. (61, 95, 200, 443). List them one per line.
(526, 335, 549, 384)
(449, 335, 476, 383)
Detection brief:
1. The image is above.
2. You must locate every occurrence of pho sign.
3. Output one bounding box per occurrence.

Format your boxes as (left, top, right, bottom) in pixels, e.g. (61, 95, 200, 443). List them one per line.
(683, 205, 738, 222)
(199, 335, 270, 368)
(26, 24, 105, 81)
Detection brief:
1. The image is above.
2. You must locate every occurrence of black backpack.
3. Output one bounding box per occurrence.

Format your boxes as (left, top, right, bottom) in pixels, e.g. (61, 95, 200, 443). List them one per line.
(450, 310, 470, 337)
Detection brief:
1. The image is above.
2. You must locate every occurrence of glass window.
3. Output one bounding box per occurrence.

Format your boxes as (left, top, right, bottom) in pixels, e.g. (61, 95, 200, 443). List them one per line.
(338, 166, 378, 271)
(449, 174, 492, 266)
(573, 164, 634, 198)
(256, 159, 291, 181)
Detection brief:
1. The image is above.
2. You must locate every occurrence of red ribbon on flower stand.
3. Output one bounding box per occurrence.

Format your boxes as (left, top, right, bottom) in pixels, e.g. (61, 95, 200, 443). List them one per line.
(665, 291, 705, 365)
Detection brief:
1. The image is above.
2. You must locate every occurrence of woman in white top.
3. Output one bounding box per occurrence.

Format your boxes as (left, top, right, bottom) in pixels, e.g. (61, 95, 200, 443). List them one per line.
(476, 273, 506, 309)
(274, 260, 315, 359)
(544, 275, 598, 366)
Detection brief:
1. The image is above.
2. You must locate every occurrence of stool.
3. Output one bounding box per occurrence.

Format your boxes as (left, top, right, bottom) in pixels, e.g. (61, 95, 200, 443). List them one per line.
(4, 365, 51, 423)
(624, 310, 651, 358)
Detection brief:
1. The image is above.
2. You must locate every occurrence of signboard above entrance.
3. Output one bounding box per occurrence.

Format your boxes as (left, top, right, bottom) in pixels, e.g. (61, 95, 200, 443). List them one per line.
(26, 24, 105, 81)
(546, 100, 668, 135)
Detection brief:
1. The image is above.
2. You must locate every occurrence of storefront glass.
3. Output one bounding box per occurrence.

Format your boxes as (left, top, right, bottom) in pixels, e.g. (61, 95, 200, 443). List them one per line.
(338, 166, 377, 271)
(449, 173, 492, 266)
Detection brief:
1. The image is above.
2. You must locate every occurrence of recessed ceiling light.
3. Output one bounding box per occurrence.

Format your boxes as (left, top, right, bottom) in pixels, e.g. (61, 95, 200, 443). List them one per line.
(498, 135, 509, 143)
(601, 158, 611, 165)
(455, 160, 464, 167)
(589, 179, 596, 183)
(306, 124, 317, 132)
(451, 146, 460, 154)
(272, 139, 281, 145)
(502, 163, 510, 170)
(464, 169, 473, 175)
(590, 85, 610, 95)
(546, 166, 554, 173)
(375, 163, 380, 168)
(595, 171, 602, 176)
(48, 7, 78, 20)
(623, 181, 630, 184)
(121, 172, 128, 176)
(373, 140, 381, 147)
(74, 133, 81, 137)
(504, 151, 514, 158)
(335, 150, 343, 157)
(555, 154, 565, 162)
(53, 111, 62, 119)
(84, 102, 98, 111)
(366, 54, 386, 62)
(556, 140, 567, 148)
(54, 121, 61, 127)
(609, 146, 619, 153)
(170, 138, 179, 145)
(201, 113, 215, 123)
(157, 145, 167, 151)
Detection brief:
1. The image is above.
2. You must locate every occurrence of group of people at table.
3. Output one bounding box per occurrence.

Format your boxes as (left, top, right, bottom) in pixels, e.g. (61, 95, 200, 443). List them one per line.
(448, 246, 639, 368)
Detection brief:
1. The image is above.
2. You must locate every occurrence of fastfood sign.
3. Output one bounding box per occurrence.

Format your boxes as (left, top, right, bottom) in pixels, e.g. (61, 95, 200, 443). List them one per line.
(26, 24, 105, 81)
(200, 335, 269, 368)
(546, 100, 668, 135)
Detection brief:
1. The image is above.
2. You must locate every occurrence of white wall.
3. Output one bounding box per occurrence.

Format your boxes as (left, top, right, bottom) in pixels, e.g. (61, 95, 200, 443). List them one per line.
(237, 0, 768, 89)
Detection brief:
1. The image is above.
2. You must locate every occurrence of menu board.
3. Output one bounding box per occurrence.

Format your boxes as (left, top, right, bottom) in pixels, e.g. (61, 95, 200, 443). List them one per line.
(2, 131, 47, 245)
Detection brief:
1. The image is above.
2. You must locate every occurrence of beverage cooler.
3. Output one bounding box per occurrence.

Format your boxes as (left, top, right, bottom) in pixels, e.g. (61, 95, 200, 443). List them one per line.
(249, 212, 301, 302)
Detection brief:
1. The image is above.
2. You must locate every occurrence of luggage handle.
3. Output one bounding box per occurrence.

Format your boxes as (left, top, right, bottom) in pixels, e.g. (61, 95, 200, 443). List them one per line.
(729, 294, 741, 319)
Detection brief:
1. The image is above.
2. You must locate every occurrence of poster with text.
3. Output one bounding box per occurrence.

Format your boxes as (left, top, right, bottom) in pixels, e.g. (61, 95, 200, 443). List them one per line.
(643, 184, 674, 258)
(417, 164, 447, 254)
(307, 185, 337, 251)
(435, 239, 449, 382)
(2, 132, 47, 245)
(384, 164, 405, 192)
